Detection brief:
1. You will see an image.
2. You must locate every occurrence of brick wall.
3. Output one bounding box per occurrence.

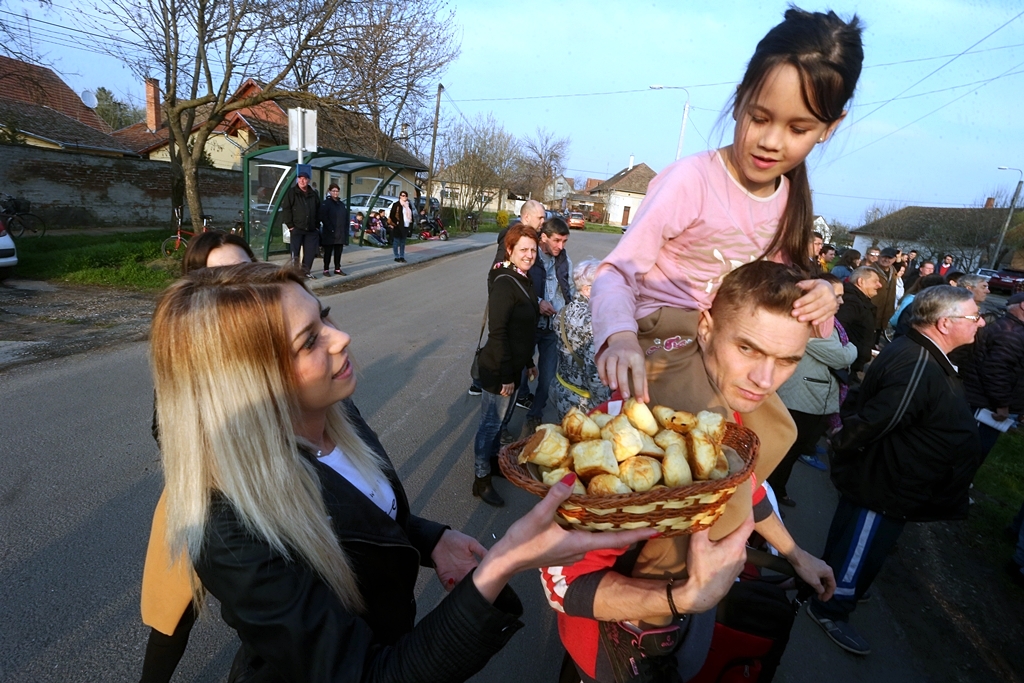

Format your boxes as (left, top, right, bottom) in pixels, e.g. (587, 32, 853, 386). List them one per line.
(0, 143, 243, 228)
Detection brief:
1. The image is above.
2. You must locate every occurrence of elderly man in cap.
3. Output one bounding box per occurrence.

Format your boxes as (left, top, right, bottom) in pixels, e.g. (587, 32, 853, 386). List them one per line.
(869, 246, 900, 338)
(279, 166, 321, 278)
(811, 286, 984, 655)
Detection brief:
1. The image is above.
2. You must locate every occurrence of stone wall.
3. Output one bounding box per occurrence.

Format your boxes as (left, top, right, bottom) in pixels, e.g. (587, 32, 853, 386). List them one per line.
(0, 143, 243, 228)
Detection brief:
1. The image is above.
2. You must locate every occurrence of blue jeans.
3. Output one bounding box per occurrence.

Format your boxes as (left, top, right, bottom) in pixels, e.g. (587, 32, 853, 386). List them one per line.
(474, 388, 516, 478)
(527, 328, 558, 420)
(392, 236, 406, 259)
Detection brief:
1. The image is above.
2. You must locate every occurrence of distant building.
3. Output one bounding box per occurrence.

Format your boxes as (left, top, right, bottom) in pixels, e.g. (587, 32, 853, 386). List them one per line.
(588, 160, 656, 227)
(0, 55, 134, 156)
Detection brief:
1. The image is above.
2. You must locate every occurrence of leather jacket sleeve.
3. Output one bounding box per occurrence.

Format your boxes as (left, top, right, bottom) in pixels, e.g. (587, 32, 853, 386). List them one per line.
(195, 502, 524, 683)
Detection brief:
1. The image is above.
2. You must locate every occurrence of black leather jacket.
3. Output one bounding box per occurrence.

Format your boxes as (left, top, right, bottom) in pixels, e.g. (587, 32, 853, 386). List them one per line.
(194, 401, 524, 682)
(831, 329, 981, 522)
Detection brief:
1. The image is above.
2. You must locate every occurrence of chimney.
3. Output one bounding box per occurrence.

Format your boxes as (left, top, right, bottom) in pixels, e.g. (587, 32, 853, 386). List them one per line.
(628, 154, 634, 171)
(985, 197, 996, 209)
(145, 78, 161, 132)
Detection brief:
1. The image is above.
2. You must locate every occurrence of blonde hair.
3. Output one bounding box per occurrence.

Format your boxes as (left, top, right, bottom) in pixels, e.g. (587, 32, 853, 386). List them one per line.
(151, 262, 387, 614)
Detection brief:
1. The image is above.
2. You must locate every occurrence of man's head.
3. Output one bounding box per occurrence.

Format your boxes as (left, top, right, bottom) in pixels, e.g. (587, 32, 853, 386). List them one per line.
(296, 168, 311, 190)
(918, 261, 935, 277)
(865, 247, 880, 264)
(910, 285, 983, 353)
(957, 274, 989, 303)
(1007, 292, 1024, 323)
(942, 254, 954, 266)
(698, 262, 811, 413)
(538, 217, 570, 257)
(909, 250, 918, 260)
(810, 231, 824, 258)
(849, 266, 883, 298)
(520, 200, 546, 230)
(820, 244, 836, 261)
(878, 246, 898, 271)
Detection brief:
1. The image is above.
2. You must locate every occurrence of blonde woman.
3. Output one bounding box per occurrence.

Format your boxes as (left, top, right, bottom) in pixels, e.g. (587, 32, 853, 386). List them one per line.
(150, 263, 653, 682)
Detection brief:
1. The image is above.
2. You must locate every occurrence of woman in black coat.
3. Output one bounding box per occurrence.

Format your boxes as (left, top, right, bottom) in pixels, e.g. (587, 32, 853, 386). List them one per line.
(149, 262, 652, 683)
(319, 183, 350, 276)
(471, 223, 540, 507)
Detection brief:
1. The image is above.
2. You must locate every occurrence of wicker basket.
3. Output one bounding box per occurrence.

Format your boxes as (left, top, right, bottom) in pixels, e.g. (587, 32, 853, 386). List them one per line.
(498, 422, 759, 536)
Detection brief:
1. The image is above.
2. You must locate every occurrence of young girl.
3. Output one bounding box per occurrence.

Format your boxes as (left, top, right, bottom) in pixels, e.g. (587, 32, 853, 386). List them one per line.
(549, 11, 864, 679)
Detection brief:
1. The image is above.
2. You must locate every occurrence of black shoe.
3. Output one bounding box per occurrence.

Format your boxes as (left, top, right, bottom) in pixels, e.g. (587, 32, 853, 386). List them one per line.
(515, 393, 534, 410)
(499, 429, 514, 445)
(400, 258, 407, 262)
(520, 416, 542, 440)
(490, 457, 506, 479)
(394, 258, 400, 262)
(335, 269, 346, 276)
(598, 620, 683, 683)
(468, 384, 482, 396)
(472, 476, 504, 507)
(807, 602, 871, 655)
(778, 496, 797, 508)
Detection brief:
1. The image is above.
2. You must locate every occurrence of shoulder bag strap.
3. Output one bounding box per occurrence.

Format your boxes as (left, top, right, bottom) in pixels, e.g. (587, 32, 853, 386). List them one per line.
(558, 306, 585, 370)
(475, 273, 532, 351)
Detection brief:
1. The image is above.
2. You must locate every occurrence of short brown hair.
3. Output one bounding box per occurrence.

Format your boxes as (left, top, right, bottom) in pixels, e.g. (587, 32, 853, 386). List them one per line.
(181, 230, 255, 275)
(710, 261, 807, 324)
(504, 223, 538, 256)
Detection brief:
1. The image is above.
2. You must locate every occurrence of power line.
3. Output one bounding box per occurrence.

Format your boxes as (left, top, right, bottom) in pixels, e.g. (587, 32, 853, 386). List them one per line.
(0, 8, 140, 46)
(855, 68, 1024, 106)
(814, 192, 970, 207)
(863, 42, 1024, 68)
(829, 57, 1024, 164)
(449, 82, 735, 103)
(839, 8, 1024, 135)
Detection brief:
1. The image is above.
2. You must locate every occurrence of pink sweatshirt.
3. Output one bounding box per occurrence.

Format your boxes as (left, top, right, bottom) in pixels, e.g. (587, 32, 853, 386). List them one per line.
(591, 150, 788, 352)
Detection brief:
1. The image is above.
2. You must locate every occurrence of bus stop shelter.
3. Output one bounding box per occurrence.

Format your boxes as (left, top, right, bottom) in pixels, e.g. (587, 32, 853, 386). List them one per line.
(242, 145, 426, 259)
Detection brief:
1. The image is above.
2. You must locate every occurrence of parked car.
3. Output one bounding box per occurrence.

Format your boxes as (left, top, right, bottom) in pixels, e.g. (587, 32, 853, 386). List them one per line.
(0, 216, 18, 280)
(567, 212, 586, 230)
(347, 193, 400, 219)
(980, 267, 1024, 294)
(415, 196, 440, 215)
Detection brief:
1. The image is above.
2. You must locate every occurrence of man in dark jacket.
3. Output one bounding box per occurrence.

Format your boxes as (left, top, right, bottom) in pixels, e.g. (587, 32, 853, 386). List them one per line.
(809, 286, 984, 656)
(869, 246, 900, 336)
(388, 190, 416, 263)
(318, 183, 349, 276)
(960, 291, 1024, 456)
(836, 267, 881, 375)
(279, 167, 321, 277)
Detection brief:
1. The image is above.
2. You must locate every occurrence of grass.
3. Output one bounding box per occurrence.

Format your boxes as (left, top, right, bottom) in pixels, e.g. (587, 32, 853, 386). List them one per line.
(13, 230, 180, 290)
(970, 429, 1024, 560)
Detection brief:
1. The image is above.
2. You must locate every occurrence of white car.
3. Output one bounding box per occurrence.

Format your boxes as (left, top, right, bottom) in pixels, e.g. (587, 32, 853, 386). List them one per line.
(0, 217, 17, 279)
(347, 194, 400, 220)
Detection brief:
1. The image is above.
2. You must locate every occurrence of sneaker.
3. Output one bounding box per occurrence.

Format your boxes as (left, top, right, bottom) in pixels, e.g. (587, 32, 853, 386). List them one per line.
(858, 592, 871, 604)
(515, 393, 534, 410)
(799, 454, 828, 471)
(335, 269, 346, 276)
(305, 273, 316, 280)
(323, 270, 330, 276)
(598, 620, 683, 683)
(468, 384, 482, 396)
(520, 416, 542, 440)
(807, 603, 871, 655)
(499, 429, 514, 445)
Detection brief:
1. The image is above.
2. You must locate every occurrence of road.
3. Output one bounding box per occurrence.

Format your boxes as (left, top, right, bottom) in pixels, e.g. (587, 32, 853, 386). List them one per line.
(0, 231, 928, 682)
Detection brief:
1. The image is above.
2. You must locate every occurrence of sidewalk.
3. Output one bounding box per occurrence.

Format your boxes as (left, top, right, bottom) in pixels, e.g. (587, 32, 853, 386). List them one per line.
(270, 232, 497, 290)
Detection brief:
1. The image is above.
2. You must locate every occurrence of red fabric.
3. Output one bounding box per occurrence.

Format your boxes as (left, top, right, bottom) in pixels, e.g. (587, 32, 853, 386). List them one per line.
(688, 623, 772, 683)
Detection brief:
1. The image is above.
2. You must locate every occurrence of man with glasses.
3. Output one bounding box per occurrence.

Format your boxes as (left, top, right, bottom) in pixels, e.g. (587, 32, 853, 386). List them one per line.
(809, 286, 984, 656)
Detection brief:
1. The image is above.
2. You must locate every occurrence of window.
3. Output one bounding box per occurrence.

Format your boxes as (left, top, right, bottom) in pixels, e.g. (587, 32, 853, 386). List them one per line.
(387, 182, 400, 196)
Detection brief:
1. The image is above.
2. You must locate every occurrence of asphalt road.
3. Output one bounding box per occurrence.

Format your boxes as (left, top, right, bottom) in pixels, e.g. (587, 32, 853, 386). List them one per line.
(0, 230, 929, 682)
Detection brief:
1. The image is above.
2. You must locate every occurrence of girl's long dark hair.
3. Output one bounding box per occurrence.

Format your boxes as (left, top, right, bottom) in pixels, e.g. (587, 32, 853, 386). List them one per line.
(732, 7, 864, 272)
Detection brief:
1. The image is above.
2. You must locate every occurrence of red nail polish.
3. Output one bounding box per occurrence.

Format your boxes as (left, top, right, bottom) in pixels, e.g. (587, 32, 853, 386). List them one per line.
(560, 472, 577, 487)
(650, 531, 664, 539)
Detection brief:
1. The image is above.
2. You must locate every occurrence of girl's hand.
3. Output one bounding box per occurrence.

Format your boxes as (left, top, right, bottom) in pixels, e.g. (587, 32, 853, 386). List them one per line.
(499, 383, 515, 397)
(431, 529, 487, 592)
(792, 279, 839, 326)
(596, 331, 649, 403)
(472, 474, 658, 602)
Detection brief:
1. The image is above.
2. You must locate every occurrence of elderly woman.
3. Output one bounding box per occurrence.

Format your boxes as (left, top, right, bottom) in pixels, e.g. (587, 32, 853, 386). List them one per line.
(472, 223, 540, 507)
(149, 263, 652, 683)
(551, 259, 611, 420)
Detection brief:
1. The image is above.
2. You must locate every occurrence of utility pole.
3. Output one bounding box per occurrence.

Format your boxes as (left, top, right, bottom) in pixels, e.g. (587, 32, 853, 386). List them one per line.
(992, 166, 1023, 269)
(425, 83, 443, 213)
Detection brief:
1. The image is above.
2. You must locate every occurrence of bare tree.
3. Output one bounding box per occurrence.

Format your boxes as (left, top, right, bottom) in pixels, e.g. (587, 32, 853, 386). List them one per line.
(516, 127, 570, 201)
(827, 218, 855, 247)
(436, 113, 519, 223)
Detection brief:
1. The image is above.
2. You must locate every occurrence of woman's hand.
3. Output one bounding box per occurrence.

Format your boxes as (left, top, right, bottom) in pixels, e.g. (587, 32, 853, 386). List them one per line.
(499, 383, 515, 397)
(596, 331, 649, 403)
(788, 547, 837, 601)
(472, 474, 658, 602)
(432, 529, 487, 592)
(792, 279, 839, 326)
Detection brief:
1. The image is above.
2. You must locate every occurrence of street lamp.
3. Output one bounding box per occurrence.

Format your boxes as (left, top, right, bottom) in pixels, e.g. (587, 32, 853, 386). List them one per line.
(650, 85, 691, 161)
(992, 166, 1023, 269)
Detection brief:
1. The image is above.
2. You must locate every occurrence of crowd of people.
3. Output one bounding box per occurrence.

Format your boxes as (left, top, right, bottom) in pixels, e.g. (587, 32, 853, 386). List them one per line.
(134, 7, 1020, 683)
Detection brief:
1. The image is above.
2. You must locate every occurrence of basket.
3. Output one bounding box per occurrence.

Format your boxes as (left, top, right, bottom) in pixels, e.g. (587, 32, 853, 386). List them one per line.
(498, 422, 759, 537)
(1, 196, 29, 213)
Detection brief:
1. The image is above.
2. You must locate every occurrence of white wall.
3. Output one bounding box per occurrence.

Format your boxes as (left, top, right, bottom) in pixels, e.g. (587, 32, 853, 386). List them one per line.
(606, 191, 645, 226)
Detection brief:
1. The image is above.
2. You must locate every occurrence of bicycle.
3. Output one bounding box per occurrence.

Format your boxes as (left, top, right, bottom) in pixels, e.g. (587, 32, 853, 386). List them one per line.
(0, 193, 46, 237)
(161, 206, 214, 256)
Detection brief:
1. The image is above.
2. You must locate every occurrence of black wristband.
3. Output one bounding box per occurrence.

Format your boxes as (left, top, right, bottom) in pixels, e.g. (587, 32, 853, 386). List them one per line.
(666, 579, 681, 620)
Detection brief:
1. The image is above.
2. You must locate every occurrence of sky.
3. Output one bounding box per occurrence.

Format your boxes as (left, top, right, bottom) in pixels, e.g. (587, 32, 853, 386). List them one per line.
(5, 0, 1024, 227)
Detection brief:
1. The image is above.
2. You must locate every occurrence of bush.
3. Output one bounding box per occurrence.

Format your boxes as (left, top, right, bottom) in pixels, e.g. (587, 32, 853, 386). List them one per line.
(440, 207, 458, 226)
(496, 210, 509, 229)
